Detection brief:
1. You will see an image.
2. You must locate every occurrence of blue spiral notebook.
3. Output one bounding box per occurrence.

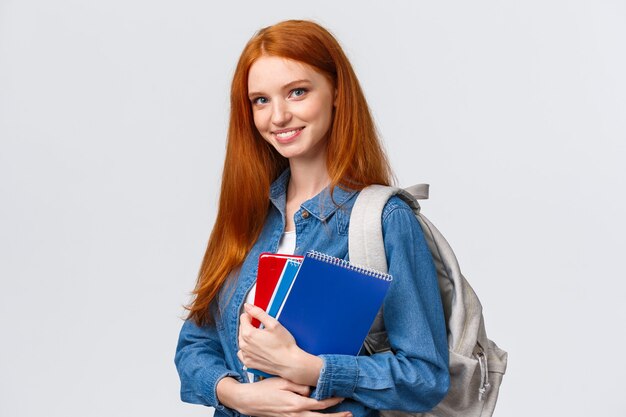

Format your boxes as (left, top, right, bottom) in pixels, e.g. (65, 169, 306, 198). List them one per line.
(276, 251, 393, 356)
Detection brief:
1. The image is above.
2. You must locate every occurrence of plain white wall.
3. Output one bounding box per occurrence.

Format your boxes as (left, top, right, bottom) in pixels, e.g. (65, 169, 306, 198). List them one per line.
(1, 1, 625, 416)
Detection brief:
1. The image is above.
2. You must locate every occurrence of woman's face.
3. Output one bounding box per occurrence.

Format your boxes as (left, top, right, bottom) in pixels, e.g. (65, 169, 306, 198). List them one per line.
(247, 56, 336, 163)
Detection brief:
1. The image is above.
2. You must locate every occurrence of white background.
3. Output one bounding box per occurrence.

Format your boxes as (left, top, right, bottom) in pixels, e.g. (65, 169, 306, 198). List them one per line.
(1, 1, 625, 416)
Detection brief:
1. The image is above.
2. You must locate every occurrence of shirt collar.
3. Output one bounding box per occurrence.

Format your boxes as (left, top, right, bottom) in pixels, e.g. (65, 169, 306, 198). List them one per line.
(269, 168, 358, 222)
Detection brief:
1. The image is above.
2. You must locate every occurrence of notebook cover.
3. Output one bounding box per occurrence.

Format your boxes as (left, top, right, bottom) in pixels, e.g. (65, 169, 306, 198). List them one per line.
(276, 251, 393, 356)
(265, 259, 302, 320)
(253, 253, 303, 328)
(247, 258, 302, 378)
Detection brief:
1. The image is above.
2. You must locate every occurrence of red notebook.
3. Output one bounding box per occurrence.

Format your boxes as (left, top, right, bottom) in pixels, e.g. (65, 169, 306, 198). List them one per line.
(253, 253, 303, 328)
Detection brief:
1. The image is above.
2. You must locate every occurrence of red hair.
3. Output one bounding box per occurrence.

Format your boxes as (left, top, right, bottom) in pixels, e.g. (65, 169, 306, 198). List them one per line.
(188, 20, 393, 325)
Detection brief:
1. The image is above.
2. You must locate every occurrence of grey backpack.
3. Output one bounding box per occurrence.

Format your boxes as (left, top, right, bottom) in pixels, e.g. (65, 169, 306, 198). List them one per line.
(349, 184, 508, 417)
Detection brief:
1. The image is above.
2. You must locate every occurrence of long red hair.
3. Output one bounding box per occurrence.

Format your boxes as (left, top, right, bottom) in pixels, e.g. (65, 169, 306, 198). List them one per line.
(188, 20, 393, 325)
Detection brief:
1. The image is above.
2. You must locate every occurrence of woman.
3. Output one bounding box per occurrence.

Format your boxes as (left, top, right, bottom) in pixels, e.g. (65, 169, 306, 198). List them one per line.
(175, 20, 449, 417)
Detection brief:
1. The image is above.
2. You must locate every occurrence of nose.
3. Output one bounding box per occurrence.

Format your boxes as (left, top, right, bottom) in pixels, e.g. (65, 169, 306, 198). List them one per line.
(270, 100, 292, 127)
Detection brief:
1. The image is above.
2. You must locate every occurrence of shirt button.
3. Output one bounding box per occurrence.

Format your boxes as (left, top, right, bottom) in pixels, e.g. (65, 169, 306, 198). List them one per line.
(301, 210, 310, 219)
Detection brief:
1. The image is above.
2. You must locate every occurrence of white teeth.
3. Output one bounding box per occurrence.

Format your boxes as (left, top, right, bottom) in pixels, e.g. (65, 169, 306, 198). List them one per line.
(276, 129, 299, 139)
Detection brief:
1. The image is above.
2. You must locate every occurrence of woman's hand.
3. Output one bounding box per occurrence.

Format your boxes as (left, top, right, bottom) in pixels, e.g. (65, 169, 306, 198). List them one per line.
(238, 303, 323, 386)
(217, 376, 351, 417)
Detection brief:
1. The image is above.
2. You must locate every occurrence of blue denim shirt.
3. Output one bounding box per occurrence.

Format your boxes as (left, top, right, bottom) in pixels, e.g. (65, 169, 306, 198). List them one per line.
(175, 169, 449, 416)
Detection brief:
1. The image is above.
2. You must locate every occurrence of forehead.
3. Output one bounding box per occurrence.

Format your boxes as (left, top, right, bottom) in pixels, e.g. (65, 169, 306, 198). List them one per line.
(247, 56, 325, 91)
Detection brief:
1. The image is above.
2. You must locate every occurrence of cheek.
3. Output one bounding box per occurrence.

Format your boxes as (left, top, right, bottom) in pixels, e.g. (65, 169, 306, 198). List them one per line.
(252, 110, 266, 133)
(315, 102, 334, 134)
(304, 99, 334, 129)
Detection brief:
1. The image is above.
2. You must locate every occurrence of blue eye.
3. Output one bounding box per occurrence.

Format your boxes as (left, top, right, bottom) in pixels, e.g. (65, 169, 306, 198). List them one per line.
(253, 97, 268, 105)
(291, 88, 307, 98)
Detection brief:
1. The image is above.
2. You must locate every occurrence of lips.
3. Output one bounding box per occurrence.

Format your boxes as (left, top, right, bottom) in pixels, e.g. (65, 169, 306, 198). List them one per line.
(273, 127, 304, 144)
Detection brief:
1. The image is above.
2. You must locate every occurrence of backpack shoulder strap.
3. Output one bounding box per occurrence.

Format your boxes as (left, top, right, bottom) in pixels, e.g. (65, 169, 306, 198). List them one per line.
(349, 184, 429, 354)
(349, 185, 396, 273)
(349, 184, 429, 272)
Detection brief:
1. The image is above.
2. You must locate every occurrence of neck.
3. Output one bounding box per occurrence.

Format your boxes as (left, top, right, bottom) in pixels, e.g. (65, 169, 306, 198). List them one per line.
(287, 156, 330, 203)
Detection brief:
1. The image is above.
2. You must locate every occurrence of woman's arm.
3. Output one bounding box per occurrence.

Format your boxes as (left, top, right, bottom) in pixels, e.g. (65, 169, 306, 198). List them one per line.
(310, 199, 450, 411)
(176, 309, 350, 417)
(174, 318, 241, 415)
(237, 197, 450, 412)
(216, 375, 349, 417)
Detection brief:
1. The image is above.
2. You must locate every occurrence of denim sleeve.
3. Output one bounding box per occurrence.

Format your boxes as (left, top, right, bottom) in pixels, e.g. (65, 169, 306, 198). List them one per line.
(311, 199, 450, 412)
(174, 318, 242, 417)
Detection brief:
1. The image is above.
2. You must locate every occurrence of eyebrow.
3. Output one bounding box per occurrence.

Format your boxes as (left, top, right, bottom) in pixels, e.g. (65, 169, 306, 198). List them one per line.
(248, 79, 312, 98)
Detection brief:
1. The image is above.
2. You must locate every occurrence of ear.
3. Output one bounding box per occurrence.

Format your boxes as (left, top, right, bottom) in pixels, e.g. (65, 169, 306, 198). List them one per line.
(333, 88, 338, 107)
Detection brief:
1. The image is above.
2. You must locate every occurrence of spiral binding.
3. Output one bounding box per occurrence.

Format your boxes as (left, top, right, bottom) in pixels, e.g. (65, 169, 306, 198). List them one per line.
(307, 250, 393, 282)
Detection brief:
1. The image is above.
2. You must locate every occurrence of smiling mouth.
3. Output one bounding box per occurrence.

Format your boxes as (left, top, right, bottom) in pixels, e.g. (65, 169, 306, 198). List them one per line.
(273, 127, 304, 142)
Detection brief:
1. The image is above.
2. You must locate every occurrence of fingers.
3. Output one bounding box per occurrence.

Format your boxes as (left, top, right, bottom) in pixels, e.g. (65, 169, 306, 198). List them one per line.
(238, 312, 255, 348)
(302, 400, 352, 417)
(292, 393, 345, 412)
(307, 396, 345, 410)
(243, 378, 350, 417)
(279, 379, 311, 397)
(239, 312, 252, 331)
(256, 377, 314, 399)
(244, 303, 279, 329)
(307, 412, 352, 417)
(307, 411, 352, 417)
(241, 310, 251, 321)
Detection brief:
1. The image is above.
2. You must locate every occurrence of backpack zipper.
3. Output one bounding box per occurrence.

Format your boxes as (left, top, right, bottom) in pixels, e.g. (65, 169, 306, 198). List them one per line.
(476, 346, 491, 401)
